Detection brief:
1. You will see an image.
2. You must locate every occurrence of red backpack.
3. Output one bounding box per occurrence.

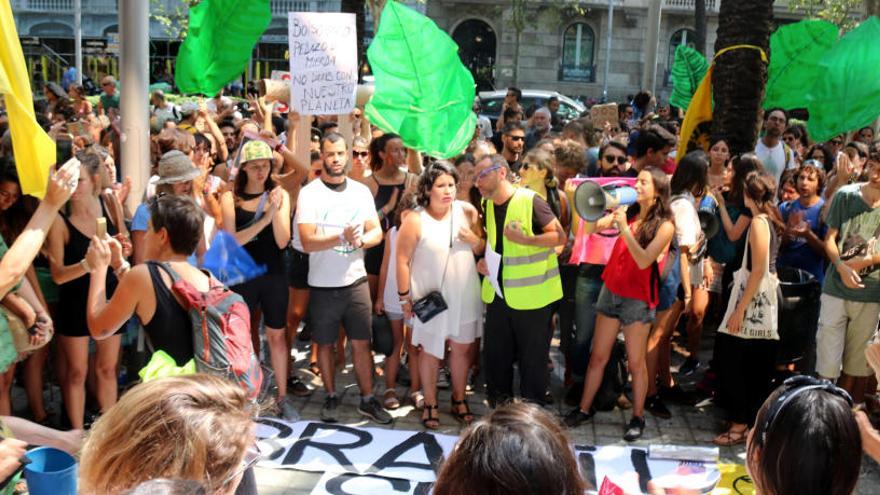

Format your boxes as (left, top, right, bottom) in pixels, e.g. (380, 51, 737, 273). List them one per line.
(155, 262, 263, 400)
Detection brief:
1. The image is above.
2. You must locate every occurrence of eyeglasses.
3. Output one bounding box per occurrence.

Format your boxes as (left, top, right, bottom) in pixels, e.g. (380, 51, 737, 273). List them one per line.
(222, 442, 263, 486)
(476, 164, 502, 180)
(755, 375, 852, 447)
(505, 135, 525, 142)
(353, 151, 369, 158)
(604, 155, 627, 165)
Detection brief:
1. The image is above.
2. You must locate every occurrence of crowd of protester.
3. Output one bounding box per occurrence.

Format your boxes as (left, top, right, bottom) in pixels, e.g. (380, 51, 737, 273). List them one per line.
(0, 77, 879, 494)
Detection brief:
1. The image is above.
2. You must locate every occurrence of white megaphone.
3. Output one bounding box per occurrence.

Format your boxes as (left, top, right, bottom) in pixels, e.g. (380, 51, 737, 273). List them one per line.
(574, 180, 639, 222)
(698, 194, 720, 239)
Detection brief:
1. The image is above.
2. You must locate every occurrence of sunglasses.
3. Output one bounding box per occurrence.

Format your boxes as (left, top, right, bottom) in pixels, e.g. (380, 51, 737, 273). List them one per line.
(604, 155, 627, 165)
(756, 375, 852, 447)
(506, 135, 525, 142)
(353, 151, 369, 158)
(477, 164, 502, 180)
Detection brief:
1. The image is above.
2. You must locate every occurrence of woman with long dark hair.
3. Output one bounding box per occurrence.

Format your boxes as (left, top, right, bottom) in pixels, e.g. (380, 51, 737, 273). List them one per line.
(220, 140, 296, 421)
(397, 161, 484, 429)
(714, 171, 784, 446)
(645, 151, 709, 417)
(565, 167, 674, 441)
(46, 149, 126, 428)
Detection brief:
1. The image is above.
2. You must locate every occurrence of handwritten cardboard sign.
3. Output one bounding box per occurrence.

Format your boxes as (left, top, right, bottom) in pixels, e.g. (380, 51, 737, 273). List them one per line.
(591, 102, 619, 131)
(287, 12, 358, 116)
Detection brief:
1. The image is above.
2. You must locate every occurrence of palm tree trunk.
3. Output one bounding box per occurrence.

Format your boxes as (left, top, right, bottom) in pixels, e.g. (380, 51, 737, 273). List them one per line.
(711, 0, 774, 156)
(694, 0, 707, 55)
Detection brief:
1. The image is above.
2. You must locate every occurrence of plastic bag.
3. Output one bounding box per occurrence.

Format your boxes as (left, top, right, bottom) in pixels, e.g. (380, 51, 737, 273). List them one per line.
(200, 230, 267, 286)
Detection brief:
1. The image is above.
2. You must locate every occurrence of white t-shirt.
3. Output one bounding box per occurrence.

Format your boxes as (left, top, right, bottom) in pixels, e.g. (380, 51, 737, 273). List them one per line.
(755, 139, 795, 184)
(296, 178, 378, 288)
(670, 193, 701, 248)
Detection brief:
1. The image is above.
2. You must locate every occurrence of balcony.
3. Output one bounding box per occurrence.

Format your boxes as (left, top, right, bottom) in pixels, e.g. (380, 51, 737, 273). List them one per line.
(12, 0, 118, 13)
(271, 0, 340, 14)
(663, 0, 719, 12)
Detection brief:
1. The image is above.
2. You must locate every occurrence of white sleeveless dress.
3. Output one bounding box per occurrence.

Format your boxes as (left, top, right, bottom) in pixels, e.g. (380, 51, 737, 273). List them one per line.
(410, 201, 483, 359)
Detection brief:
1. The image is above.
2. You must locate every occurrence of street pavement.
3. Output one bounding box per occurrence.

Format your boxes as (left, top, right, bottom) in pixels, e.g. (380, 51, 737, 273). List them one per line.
(254, 326, 880, 494)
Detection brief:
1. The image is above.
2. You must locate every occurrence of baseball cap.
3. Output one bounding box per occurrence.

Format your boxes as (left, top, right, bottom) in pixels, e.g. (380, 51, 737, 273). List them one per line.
(241, 140, 273, 164)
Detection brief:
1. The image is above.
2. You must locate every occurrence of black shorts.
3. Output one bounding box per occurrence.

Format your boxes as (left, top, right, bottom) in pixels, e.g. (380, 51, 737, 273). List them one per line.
(286, 248, 309, 290)
(364, 241, 383, 276)
(232, 273, 289, 329)
(308, 279, 372, 345)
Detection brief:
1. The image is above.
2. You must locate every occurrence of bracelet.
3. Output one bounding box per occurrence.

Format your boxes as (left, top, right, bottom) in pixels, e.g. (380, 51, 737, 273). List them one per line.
(80, 258, 92, 273)
(397, 289, 410, 296)
(114, 260, 131, 277)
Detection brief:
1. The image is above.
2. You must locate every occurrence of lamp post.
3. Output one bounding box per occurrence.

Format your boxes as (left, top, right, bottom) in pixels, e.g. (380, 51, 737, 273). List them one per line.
(119, 0, 150, 213)
(601, 0, 615, 102)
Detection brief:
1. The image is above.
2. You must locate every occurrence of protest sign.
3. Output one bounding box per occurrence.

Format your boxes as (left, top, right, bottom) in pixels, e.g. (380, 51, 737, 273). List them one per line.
(287, 13, 357, 116)
(591, 102, 619, 131)
(269, 70, 292, 113)
(255, 420, 722, 494)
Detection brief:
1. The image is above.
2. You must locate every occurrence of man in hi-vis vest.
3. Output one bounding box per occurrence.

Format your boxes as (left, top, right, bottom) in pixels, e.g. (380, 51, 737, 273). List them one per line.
(475, 154, 566, 406)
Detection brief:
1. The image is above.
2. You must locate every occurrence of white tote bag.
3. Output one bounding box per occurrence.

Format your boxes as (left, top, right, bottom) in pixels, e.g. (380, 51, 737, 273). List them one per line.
(718, 216, 779, 340)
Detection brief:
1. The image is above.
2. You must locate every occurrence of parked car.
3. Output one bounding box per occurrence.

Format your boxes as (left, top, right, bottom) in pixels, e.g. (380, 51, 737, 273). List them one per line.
(477, 89, 586, 128)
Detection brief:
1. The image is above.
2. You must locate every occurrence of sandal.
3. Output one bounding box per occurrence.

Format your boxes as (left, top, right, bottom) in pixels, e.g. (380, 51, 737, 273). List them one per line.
(308, 361, 321, 377)
(451, 398, 475, 426)
(713, 427, 748, 446)
(383, 389, 400, 410)
(410, 391, 425, 410)
(422, 404, 440, 430)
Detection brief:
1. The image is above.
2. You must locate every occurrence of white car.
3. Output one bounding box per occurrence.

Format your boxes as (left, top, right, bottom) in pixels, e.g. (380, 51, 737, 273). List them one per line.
(477, 89, 586, 128)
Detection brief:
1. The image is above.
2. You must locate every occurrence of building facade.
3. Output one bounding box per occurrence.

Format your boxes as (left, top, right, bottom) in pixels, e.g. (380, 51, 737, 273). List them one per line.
(429, 0, 813, 104)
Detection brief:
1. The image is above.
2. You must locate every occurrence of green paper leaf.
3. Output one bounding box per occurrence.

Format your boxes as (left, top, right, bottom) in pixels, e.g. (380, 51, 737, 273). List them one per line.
(669, 44, 709, 110)
(807, 17, 880, 142)
(364, 1, 477, 159)
(175, 0, 271, 96)
(764, 19, 838, 111)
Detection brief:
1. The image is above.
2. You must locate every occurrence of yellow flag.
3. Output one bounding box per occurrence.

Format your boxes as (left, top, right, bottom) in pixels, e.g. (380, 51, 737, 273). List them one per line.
(0, 0, 56, 198)
(676, 65, 715, 163)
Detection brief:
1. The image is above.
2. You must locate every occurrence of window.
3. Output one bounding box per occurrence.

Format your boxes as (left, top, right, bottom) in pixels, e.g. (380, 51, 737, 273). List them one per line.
(559, 23, 595, 83)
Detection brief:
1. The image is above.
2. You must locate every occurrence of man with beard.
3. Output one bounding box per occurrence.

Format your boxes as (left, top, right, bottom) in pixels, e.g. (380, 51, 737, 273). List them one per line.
(565, 140, 635, 406)
(754, 108, 796, 184)
(525, 107, 553, 151)
(501, 122, 526, 173)
(297, 132, 392, 425)
(631, 125, 675, 174)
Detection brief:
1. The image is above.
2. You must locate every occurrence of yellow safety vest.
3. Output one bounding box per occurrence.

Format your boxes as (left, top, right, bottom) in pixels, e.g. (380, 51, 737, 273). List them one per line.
(481, 188, 562, 310)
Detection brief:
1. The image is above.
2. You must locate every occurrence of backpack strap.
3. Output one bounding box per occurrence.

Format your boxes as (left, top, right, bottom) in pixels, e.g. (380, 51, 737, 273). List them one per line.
(152, 261, 182, 283)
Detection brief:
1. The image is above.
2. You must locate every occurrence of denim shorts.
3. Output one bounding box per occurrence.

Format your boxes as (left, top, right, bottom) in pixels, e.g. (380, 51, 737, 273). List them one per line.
(595, 285, 656, 327)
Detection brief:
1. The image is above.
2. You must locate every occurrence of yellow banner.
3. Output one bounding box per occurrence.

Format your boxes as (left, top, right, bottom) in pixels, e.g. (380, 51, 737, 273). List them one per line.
(676, 65, 715, 162)
(0, 0, 56, 198)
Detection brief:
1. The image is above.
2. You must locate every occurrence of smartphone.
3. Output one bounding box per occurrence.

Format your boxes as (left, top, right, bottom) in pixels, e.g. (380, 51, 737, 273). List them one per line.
(56, 137, 73, 165)
(96, 217, 107, 237)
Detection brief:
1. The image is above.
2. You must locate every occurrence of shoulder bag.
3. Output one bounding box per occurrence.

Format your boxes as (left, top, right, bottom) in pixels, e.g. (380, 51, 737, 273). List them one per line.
(718, 216, 779, 340)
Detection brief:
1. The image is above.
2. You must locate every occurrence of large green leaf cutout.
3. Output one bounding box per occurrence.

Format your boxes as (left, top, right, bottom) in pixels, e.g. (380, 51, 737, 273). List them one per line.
(764, 19, 838, 111)
(175, 0, 271, 96)
(806, 16, 880, 142)
(365, 1, 476, 159)
(669, 44, 709, 111)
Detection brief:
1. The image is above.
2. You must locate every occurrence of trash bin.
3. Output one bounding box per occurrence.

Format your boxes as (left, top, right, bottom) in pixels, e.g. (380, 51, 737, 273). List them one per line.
(776, 266, 821, 368)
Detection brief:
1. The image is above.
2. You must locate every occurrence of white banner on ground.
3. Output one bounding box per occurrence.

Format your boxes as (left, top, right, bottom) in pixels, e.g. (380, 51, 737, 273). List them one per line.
(255, 420, 721, 494)
(287, 12, 357, 116)
(255, 419, 457, 483)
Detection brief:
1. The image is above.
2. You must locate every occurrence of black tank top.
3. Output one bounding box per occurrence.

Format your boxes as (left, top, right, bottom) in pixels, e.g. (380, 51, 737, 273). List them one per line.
(235, 204, 284, 273)
(57, 200, 119, 336)
(372, 175, 406, 232)
(143, 262, 194, 366)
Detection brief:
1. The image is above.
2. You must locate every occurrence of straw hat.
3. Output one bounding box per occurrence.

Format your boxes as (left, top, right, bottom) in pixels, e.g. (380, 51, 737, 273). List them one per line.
(155, 150, 202, 185)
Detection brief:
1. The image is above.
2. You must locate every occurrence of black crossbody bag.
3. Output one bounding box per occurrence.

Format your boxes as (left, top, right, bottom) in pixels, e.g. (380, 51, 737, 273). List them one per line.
(411, 210, 454, 323)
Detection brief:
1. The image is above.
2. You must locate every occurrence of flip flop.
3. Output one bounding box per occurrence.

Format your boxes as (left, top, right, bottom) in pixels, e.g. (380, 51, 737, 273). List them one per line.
(713, 427, 748, 446)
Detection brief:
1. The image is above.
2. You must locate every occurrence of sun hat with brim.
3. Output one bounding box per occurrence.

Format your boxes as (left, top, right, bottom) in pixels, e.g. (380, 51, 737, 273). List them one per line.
(155, 150, 202, 185)
(241, 140, 273, 164)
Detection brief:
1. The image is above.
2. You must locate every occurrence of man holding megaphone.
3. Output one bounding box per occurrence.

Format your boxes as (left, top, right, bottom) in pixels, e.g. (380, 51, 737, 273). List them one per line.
(473, 154, 566, 407)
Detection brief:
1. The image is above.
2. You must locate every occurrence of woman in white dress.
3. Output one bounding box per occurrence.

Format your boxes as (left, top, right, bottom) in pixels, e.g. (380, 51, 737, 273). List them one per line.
(397, 161, 485, 429)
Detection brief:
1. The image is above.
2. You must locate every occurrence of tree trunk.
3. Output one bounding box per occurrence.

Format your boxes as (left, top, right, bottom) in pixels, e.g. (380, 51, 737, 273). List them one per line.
(340, 0, 368, 82)
(867, 0, 880, 16)
(711, 0, 774, 156)
(694, 0, 707, 55)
